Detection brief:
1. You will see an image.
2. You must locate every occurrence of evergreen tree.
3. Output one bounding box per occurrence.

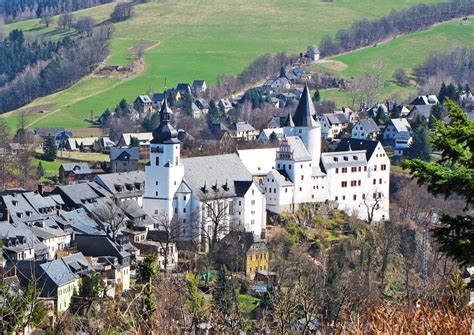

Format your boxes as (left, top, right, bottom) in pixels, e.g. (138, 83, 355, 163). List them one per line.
(137, 252, 158, 330)
(429, 104, 445, 129)
(406, 116, 432, 161)
(279, 65, 286, 78)
(130, 137, 140, 147)
(212, 265, 234, 316)
(182, 90, 194, 117)
(79, 273, 101, 299)
(446, 83, 458, 102)
(374, 106, 388, 125)
(438, 82, 448, 103)
(42, 135, 57, 161)
(37, 161, 44, 177)
(403, 100, 473, 267)
(390, 105, 402, 119)
(313, 89, 321, 102)
(206, 99, 220, 126)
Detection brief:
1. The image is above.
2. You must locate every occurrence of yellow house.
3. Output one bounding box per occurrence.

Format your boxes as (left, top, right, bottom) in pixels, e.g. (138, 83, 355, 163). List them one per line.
(245, 242, 269, 279)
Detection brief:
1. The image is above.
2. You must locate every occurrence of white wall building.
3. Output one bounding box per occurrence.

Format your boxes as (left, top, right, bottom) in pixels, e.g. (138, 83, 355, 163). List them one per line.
(143, 100, 266, 248)
(242, 84, 390, 221)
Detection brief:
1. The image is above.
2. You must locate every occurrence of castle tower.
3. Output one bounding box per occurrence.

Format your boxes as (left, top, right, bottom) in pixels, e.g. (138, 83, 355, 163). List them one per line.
(287, 83, 321, 166)
(143, 98, 184, 222)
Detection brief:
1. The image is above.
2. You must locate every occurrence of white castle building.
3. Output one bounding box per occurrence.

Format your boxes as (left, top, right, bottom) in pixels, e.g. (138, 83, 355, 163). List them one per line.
(238, 84, 390, 221)
(143, 100, 266, 247)
(143, 85, 389, 248)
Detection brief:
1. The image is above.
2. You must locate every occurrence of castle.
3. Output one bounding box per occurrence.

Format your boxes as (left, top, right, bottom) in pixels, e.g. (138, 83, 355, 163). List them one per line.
(143, 85, 390, 246)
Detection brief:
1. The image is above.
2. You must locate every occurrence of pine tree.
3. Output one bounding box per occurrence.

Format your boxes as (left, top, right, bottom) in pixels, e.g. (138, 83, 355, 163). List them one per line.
(374, 106, 388, 125)
(429, 104, 445, 129)
(390, 105, 402, 119)
(213, 265, 234, 316)
(313, 89, 321, 102)
(182, 90, 194, 117)
(42, 135, 57, 161)
(438, 82, 448, 103)
(279, 65, 286, 78)
(206, 99, 220, 126)
(37, 161, 45, 177)
(403, 100, 473, 266)
(406, 116, 432, 161)
(130, 137, 140, 147)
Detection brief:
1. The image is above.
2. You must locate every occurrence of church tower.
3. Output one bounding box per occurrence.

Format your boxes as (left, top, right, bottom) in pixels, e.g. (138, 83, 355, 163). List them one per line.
(284, 83, 321, 166)
(143, 98, 184, 222)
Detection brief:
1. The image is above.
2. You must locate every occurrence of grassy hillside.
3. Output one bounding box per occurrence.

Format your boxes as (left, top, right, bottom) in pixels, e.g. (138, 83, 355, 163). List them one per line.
(1, 0, 447, 129)
(318, 17, 474, 105)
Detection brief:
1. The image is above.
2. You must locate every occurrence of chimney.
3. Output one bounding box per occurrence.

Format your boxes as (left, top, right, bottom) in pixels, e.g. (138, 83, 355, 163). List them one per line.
(3, 209, 10, 223)
(38, 183, 44, 195)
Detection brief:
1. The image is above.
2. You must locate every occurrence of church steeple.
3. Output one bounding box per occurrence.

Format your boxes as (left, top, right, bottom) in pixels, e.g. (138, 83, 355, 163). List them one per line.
(293, 83, 317, 127)
(151, 97, 179, 144)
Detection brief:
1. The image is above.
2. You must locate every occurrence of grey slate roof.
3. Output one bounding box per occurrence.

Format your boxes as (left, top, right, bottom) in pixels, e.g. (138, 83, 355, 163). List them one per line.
(408, 105, 432, 119)
(22, 192, 58, 214)
(292, 84, 318, 127)
(335, 138, 381, 161)
(324, 113, 348, 125)
(182, 153, 255, 200)
(73, 234, 130, 266)
(229, 122, 256, 132)
(93, 171, 145, 196)
(0, 193, 42, 223)
(268, 169, 294, 187)
(52, 182, 110, 208)
(357, 118, 379, 133)
(0, 221, 48, 258)
(60, 163, 93, 175)
(285, 136, 312, 161)
(320, 150, 368, 171)
(61, 208, 105, 235)
(110, 147, 139, 161)
(388, 118, 411, 133)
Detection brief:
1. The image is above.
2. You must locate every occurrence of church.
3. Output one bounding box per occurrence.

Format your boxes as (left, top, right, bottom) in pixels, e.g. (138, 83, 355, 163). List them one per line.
(143, 84, 390, 248)
(143, 99, 266, 247)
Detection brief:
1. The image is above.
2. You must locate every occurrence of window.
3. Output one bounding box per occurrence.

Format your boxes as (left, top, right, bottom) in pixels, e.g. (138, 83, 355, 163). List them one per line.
(154, 210, 158, 214)
(183, 208, 186, 213)
(373, 193, 377, 199)
(300, 164, 303, 168)
(351, 167, 357, 172)
(364, 166, 367, 172)
(285, 188, 288, 193)
(341, 181, 347, 188)
(335, 196, 338, 201)
(251, 220, 255, 225)
(184, 196, 187, 201)
(373, 179, 376, 185)
(358, 180, 361, 186)
(301, 175, 304, 180)
(381, 164, 387, 171)
(362, 194, 366, 199)
(155, 181, 158, 186)
(373, 165, 377, 171)
(342, 167, 347, 173)
(251, 200, 255, 205)
(175, 208, 178, 214)
(342, 195, 346, 200)
(252, 189, 254, 195)
(289, 165, 292, 170)
(155, 157, 159, 166)
(251, 210, 255, 215)
(277, 164, 280, 169)
(239, 201, 242, 206)
(299, 187, 302, 191)
(351, 180, 357, 187)
(358, 167, 362, 172)
(336, 168, 339, 174)
(155, 191, 158, 196)
(353, 194, 357, 200)
(379, 178, 382, 184)
(274, 188, 276, 193)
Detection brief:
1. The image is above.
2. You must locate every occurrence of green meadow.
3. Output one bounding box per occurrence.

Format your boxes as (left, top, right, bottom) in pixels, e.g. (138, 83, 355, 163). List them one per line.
(0, 0, 454, 129)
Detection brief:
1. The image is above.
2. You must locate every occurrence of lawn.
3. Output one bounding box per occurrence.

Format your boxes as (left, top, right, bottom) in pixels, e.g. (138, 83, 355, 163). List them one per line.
(238, 294, 260, 314)
(1, 0, 444, 130)
(318, 17, 474, 106)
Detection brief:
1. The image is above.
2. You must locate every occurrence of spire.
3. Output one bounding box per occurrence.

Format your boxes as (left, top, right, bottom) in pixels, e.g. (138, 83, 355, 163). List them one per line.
(284, 111, 295, 127)
(293, 83, 317, 127)
(151, 96, 179, 144)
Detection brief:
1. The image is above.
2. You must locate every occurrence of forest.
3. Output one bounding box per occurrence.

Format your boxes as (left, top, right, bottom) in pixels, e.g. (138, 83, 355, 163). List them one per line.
(413, 47, 474, 87)
(0, 0, 112, 23)
(319, 0, 474, 57)
(0, 24, 113, 113)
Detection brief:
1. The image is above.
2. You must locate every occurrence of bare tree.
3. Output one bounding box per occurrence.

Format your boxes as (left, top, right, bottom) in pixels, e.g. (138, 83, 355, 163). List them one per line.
(94, 200, 130, 242)
(0, 118, 11, 190)
(362, 191, 384, 225)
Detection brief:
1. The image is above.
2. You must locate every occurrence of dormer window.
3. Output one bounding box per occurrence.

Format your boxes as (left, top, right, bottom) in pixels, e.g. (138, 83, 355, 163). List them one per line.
(353, 156, 358, 160)
(12, 200, 18, 206)
(343, 156, 348, 161)
(333, 157, 338, 162)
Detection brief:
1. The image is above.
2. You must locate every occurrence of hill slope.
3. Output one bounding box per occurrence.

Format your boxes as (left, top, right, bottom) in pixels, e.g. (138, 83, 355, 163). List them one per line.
(1, 0, 446, 129)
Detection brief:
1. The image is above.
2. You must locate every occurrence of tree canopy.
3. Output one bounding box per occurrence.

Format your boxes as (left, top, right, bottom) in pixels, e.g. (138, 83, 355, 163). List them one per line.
(403, 100, 473, 266)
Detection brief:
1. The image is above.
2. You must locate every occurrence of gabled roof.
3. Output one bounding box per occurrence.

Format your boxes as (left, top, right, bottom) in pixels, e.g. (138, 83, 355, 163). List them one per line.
(283, 112, 295, 127)
(228, 122, 256, 132)
(292, 84, 318, 127)
(238, 148, 277, 175)
(61, 208, 105, 235)
(387, 118, 411, 133)
(33, 128, 65, 138)
(152, 92, 165, 103)
(320, 150, 368, 171)
(52, 182, 110, 207)
(192, 80, 206, 88)
(182, 153, 255, 200)
(136, 95, 152, 104)
(324, 113, 348, 125)
(73, 234, 130, 264)
(282, 136, 312, 162)
(335, 138, 381, 161)
(267, 169, 294, 187)
(93, 171, 144, 196)
(60, 163, 92, 175)
(409, 95, 439, 106)
(176, 83, 191, 92)
(356, 118, 379, 133)
(408, 105, 432, 119)
(110, 147, 139, 161)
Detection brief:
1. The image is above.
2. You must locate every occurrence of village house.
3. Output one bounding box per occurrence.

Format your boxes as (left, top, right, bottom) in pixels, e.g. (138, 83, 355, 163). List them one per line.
(152, 92, 165, 110)
(351, 118, 380, 140)
(228, 122, 259, 141)
(219, 98, 233, 112)
(110, 147, 139, 173)
(257, 128, 284, 142)
(65, 137, 98, 151)
(117, 132, 153, 148)
(246, 241, 270, 279)
(59, 163, 96, 185)
(383, 118, 413, 156)
(409, 94, 439, 107)
(134, 95, 154, 114)
(407, 105, 433, 121)
(320, 113, 349, 139)
(93, 171, 145, 206)
(192, 80, 207, 94)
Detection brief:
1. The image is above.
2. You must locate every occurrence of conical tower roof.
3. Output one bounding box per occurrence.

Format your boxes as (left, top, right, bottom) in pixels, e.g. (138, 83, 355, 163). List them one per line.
(151, 97, 179, 144)
(293, 83, 317, 127)
(283, 111, 295, 127)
